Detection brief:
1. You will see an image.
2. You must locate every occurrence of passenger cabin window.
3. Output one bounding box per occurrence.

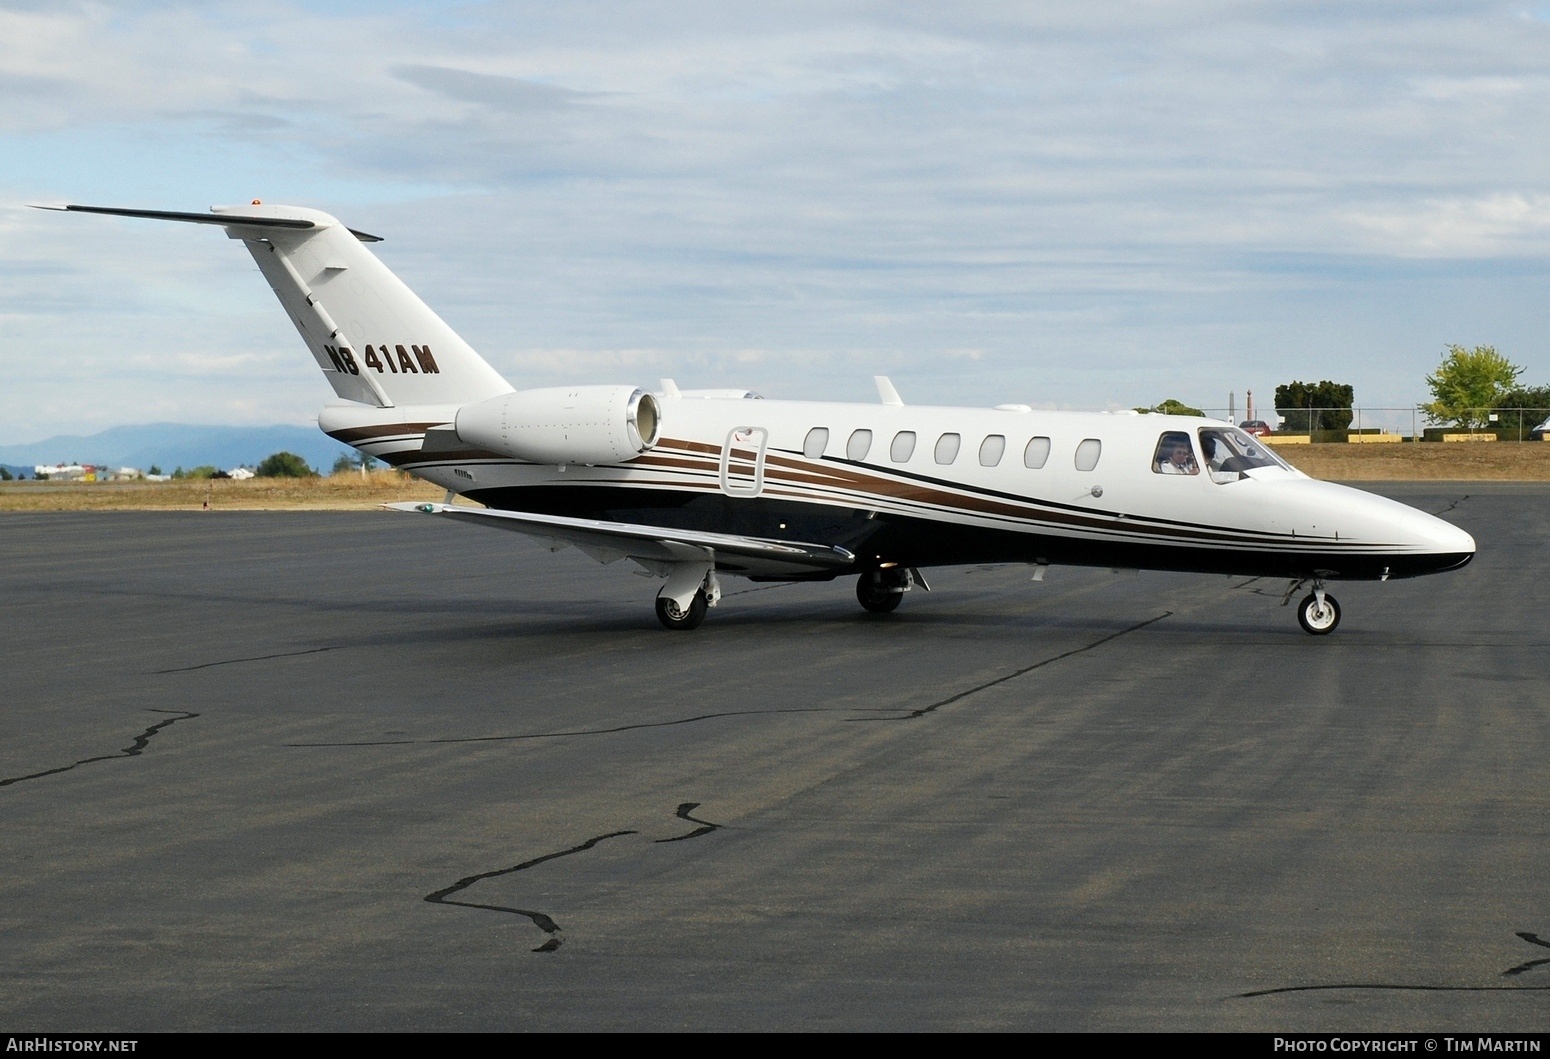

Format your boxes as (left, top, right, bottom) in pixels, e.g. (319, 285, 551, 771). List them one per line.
(847, 429, 873, 461)
(1198, 426, 1290, 482)
(803, 427, 829, 459)
(1024, 436, 1052, 469)
(1074, 438, 1102, 472)
(890, 431, 916, 463)
(1152, 431, 1198, 475)
(979, 435, 1006, 467)
(935, 433, 961, 465)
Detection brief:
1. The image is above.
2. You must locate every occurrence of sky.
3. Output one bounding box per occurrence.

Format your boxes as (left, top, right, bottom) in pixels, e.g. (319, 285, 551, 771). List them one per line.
(5, 0, 1550, 442)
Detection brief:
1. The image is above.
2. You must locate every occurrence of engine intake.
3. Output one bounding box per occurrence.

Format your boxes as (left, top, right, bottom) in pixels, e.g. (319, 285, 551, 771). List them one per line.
(455, 385, 660, 465)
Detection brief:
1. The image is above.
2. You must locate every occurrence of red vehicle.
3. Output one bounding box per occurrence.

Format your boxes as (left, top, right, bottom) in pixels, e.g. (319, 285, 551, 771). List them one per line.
(1238, 420, 1272, 437)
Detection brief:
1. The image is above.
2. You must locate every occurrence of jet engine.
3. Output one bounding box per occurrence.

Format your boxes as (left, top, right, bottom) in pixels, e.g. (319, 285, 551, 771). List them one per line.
(454, 385, 661, 465)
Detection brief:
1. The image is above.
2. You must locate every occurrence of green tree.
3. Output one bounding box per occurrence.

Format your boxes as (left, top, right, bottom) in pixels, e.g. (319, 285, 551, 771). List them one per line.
(0, 467, 12, 481)
(330, 450, 380, 475)
(1420, 345, 1522, 429)
(1275, 380, 1354, 433)
(256, 451, 317, 478)
(1135, 398, 1205, 416)
(147, 464, 162, 476)
(1490, 384, 1550, 436)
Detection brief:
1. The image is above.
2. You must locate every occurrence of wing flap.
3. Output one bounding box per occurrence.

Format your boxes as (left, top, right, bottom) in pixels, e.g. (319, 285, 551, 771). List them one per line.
(387, 502, 855, 576)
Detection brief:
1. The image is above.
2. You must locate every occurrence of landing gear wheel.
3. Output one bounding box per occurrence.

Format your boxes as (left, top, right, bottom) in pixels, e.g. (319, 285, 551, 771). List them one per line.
(857, 573, 903, 614)
(656, 588, 709, 630)
(1297, 592, 1341, 635)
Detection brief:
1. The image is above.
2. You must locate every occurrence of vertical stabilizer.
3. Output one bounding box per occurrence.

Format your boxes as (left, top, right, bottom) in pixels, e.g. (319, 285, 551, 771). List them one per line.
(47, 203, 515, 409)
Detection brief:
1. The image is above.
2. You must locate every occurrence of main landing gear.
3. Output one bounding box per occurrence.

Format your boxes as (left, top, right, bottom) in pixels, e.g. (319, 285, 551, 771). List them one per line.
(656, 589, 709, 630)
(655, 559, 721, 631)
(857, 567, 924, 614)
(1285, 578, 1341, 636)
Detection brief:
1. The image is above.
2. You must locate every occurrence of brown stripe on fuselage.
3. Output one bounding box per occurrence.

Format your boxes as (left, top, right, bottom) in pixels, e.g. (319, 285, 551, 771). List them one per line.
(656, 437, 1296, 546)
(385, 447, 511, 466)
(324, 421, 447, 445)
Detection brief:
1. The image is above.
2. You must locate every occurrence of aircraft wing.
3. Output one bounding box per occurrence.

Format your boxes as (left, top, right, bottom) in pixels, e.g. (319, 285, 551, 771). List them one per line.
(386, 502, 856, 577)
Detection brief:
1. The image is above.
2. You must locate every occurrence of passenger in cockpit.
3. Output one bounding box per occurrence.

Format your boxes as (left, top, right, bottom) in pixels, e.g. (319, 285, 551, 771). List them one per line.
(1201, 433, 1237, 483)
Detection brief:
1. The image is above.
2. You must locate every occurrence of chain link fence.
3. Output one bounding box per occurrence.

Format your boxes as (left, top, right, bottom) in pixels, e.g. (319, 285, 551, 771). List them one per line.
(1194, 407, 1550, 443)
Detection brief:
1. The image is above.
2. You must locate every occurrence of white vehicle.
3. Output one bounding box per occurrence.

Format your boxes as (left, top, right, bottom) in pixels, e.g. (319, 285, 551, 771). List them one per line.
(47, 202, 1476, 634)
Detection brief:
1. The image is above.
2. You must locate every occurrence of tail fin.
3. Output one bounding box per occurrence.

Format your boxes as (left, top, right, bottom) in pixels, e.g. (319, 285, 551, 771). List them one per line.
(44, 203, 514, 409)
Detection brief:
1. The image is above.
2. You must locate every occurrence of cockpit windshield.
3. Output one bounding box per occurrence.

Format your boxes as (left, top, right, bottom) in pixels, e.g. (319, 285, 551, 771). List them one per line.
(1198, 426, 1291, 481)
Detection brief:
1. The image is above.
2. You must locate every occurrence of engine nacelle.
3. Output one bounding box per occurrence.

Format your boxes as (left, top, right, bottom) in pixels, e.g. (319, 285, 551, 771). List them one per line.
(455, 385, 660, 465)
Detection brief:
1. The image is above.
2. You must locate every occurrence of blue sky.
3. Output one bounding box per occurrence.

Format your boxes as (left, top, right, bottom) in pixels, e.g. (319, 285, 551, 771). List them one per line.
(4, 1, 1550, 441)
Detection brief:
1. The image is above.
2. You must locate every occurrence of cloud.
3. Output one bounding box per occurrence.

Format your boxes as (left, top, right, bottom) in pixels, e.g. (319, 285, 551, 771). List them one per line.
(393, 64, 601, 112)
(6, 1, 1550, 440)
(1344, 194, 1550, 257)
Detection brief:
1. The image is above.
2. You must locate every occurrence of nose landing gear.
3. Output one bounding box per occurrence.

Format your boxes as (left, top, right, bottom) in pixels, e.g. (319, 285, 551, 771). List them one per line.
(1296, 588, 1341, 635)
(1285, 578, 1341, 635)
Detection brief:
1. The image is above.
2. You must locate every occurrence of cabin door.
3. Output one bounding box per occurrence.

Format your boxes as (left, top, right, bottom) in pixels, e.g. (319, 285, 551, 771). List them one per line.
(719, 426, 768, 497)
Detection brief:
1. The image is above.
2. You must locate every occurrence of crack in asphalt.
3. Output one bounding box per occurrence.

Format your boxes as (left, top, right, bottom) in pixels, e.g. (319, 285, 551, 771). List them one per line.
(425, 830, 637, 953)
(656, 801, 723, 843)
(287, 707, 896, 747)
(854, 611, 1173, 721)
(1237, 982, 1550, 997)
(1503, 931, 1550, 977)
(288, 611, 1173, 748)
(723, 582, 798, 598)
(1236, 932, 1550, 997)
(1433, 494, 1472, 516)
(155, 647, 332, 674)
(0, 709, 200, 788)
(425, 803, 724, 952)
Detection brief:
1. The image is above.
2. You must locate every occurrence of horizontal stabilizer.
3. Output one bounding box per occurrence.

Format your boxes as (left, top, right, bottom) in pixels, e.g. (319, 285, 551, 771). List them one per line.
(387, 502, 856, 577)
(32, 204, 383, 241)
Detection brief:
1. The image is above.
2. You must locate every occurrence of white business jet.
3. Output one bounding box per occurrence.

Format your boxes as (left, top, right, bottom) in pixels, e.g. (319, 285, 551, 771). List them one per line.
(45, 202, 1475, 633)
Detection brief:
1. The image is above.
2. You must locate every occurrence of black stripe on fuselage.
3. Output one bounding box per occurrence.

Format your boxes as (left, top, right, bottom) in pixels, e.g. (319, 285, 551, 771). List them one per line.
(345, 428, 1357, 551)
(462, 483, 1469, 581)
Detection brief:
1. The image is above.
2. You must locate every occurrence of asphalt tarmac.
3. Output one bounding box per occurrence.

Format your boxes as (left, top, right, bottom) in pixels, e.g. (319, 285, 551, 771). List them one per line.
(2, 483, 1546, 1031)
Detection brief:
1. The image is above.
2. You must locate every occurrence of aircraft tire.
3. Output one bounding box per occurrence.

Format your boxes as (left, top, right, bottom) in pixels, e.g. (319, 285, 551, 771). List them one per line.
(656, 589, 708, 630)
(1297, 592, 1341, 635)
(857, 574, 903, 614)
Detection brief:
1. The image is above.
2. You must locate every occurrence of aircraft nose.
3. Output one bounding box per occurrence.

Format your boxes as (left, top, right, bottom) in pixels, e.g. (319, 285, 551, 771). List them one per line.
(1431, 519, 1476, 556)
(1422, 516, 1475, 570)
(1392, 502, 1475, 574)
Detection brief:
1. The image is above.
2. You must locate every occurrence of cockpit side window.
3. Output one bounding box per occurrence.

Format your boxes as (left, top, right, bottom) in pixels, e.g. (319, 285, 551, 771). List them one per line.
(1152, 431, 1198, 475)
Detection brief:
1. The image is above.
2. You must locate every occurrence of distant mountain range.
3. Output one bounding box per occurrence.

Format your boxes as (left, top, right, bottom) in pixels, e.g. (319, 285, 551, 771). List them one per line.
(0, 423, 354, 475)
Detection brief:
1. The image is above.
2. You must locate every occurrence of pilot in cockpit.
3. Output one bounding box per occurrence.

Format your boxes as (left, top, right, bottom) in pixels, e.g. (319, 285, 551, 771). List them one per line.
(1154, 432, 1198, 475)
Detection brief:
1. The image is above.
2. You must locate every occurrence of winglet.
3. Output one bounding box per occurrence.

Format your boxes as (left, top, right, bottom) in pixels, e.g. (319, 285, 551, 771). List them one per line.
(874, 375, 904, 406)
(659, 378, 682, 398)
